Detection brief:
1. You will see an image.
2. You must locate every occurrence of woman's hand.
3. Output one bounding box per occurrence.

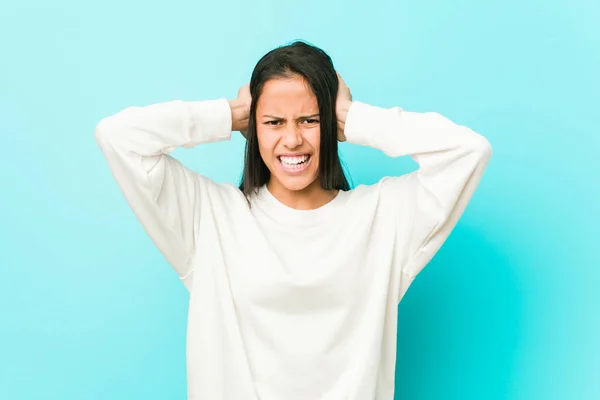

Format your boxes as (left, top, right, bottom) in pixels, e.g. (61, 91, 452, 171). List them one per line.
(336, 73, 353, 142)
(229, 83, 251, 138)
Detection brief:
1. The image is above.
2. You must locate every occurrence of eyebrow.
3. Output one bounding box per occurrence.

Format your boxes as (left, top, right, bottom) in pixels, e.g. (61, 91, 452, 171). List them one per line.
(262, 113, 320, 120)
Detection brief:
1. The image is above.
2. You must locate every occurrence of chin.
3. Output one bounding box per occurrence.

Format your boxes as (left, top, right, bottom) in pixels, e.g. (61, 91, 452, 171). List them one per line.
(275, 175, 318, 192)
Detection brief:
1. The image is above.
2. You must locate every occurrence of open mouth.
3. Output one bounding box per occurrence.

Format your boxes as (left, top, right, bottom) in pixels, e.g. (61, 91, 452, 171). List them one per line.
(278, 154, 311, 172)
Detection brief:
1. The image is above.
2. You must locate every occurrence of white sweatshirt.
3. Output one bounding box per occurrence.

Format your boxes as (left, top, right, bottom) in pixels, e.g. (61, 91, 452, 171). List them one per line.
(94, 98, 492, 400)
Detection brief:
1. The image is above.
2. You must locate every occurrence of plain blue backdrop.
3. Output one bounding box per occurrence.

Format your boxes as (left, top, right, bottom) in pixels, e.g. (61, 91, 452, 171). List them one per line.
(1, 0, 598, 399)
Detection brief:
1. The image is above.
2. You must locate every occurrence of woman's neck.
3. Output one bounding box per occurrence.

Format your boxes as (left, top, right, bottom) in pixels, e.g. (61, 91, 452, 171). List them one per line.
(266, 179, 338, 210)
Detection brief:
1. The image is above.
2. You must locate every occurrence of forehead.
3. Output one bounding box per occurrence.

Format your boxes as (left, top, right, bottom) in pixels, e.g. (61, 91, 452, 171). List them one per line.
(257, 76, 318, 115)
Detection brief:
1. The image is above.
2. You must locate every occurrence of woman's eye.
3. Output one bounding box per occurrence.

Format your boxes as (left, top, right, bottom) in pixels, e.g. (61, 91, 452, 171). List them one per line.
(303, 119, 319, 124)
(266, 120, 281, 125)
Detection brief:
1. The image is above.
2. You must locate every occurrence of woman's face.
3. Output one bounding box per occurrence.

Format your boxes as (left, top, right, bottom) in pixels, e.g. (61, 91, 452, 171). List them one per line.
(256, 75, 321, 193)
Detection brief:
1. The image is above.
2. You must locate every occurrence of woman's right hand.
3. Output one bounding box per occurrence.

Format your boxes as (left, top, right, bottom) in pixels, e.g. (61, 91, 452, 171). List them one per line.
(229, 83, 252, 138)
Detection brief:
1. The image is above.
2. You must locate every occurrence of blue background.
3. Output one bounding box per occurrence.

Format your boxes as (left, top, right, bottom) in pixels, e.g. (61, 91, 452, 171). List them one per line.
(1, 0, 598, 399)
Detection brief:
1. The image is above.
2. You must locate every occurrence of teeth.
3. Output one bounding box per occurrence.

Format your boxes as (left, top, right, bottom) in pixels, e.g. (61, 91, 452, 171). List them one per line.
(280, 155, 309, 165)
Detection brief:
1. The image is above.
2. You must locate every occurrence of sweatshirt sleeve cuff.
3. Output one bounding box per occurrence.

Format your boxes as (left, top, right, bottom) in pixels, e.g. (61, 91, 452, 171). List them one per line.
(184, 98, 232, 148)
(343, 101, 392, 149)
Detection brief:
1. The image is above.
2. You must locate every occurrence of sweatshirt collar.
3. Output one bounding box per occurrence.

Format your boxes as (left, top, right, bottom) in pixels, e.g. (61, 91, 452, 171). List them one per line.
(252, 184, 349, 226)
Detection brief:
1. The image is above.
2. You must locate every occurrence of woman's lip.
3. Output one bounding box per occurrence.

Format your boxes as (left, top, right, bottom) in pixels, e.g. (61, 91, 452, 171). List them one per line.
(277, 155, 312, 175)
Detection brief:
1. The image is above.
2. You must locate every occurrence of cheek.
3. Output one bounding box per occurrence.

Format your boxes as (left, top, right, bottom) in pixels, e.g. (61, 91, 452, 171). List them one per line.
(306, 128, 321, 155)
(256, 129, 277, 162)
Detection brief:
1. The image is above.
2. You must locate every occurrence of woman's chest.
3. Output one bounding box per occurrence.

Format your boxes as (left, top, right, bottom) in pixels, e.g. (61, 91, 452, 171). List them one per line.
(199, 208, 395, 314)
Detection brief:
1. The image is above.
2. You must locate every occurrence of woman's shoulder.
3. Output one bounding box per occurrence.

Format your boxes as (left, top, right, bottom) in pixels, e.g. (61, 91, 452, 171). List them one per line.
(343, 173, 421, 217)
(188, 172, 248, 208)
(348, 172, 416, 198)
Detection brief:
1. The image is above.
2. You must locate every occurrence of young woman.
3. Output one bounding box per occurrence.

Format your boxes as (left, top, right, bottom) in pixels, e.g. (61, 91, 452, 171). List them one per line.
(95, 41, 492, 400)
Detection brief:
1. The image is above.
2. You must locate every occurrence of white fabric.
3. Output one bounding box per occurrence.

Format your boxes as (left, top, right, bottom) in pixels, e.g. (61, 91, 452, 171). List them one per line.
(95, 98, 492, 400)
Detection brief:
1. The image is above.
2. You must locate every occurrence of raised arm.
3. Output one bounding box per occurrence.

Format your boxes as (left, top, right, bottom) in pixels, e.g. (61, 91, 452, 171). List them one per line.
(340, 99, 492, 294)
(94, 98, 245, 290)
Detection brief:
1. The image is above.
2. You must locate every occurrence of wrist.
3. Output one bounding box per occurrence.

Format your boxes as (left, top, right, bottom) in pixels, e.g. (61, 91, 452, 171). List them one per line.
(228, 99, 250, 132)
(336, 100, 352, 124)
(336, 100, 352, 142)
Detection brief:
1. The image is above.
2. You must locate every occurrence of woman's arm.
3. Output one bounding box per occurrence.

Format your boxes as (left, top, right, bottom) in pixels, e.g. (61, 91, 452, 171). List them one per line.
(341, 99, 492, 289)
(94, 98, 245, 290)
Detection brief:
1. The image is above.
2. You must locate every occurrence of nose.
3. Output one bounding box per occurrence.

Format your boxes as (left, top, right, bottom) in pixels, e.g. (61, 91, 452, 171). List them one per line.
(282, 124, 303, 149)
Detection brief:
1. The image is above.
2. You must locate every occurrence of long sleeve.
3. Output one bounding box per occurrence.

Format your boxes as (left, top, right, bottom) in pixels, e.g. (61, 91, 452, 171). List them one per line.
(94, 99, 232, 290)
(343, 101, 492, 293)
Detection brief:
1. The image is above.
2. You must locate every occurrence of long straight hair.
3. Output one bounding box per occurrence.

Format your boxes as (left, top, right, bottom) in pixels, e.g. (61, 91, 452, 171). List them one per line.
(239, 40, 350, 197)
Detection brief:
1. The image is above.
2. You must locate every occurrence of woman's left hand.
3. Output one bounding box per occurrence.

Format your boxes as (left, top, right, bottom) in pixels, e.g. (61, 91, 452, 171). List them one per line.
(336, 73, 352, 142)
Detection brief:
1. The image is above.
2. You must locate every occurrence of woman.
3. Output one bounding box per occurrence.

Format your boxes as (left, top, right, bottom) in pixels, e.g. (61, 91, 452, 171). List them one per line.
(95, 41, 492, 400)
